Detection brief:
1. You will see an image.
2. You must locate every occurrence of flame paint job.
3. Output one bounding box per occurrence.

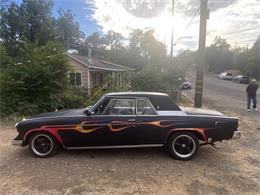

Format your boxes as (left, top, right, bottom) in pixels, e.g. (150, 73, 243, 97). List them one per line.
(23, 120, 208, 146)
(14, 92, 239, 151)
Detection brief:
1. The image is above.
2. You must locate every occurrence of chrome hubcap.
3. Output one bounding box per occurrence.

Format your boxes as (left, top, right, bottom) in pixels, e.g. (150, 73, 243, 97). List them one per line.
(172, 135, 196, 158)
(31, 134, 53, 156)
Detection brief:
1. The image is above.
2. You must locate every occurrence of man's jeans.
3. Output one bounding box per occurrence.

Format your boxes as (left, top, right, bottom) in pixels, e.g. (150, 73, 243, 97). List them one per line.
(247, 96, 257, 109)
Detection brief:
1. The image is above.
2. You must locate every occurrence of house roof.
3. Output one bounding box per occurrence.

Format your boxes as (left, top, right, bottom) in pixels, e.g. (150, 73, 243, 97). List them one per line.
(66, 53, 134, 72)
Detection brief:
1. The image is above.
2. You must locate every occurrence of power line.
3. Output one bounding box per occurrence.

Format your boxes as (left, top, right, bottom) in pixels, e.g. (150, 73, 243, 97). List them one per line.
(170, 0, 175, 58)
(174, 7, 200, 46)
(228, 39, 256, 43)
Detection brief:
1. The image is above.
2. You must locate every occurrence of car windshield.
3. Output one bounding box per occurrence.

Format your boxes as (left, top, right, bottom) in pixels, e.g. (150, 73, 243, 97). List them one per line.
(88, 96, 106, 112)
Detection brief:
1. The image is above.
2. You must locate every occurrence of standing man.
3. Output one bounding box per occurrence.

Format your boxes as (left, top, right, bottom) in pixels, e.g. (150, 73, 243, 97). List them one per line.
(246, 79, 258, 112)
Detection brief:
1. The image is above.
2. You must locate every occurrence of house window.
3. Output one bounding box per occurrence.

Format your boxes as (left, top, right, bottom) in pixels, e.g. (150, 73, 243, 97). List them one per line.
(69, 72, 81, 87)
(92, 73, 97, 86)
(100, 73, 103, 84)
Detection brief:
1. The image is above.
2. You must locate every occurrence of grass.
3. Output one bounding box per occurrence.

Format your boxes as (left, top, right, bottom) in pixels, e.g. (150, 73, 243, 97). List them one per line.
(177, 94, 193, 107)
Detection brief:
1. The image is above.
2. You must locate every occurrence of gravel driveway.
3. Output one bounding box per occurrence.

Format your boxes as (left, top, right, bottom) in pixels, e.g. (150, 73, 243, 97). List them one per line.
(0, 109, 260, 195)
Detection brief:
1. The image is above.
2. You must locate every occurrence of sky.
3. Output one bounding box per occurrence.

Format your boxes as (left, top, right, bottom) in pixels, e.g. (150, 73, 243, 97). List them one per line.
(14, 0, 260, 54)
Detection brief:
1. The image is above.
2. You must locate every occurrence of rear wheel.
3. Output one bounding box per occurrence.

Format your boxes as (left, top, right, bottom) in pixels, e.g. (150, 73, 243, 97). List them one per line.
(168, 132, 199, 161)
(29, 133, 59, 158)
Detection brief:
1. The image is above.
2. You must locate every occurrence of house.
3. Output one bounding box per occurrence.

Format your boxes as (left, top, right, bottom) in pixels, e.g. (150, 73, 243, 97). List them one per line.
(65, 47, 134, 96)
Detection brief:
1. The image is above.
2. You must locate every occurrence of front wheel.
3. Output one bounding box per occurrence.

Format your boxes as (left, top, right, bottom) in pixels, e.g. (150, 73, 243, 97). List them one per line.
(29, 132, 59, 158)
(168, 132, 199, 161)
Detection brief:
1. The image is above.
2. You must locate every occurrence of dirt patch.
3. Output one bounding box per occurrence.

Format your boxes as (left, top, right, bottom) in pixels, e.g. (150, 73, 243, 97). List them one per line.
(0, 112, 260, 195)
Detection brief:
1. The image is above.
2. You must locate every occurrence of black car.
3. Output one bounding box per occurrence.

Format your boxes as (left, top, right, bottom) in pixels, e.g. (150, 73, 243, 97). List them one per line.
(12, 92, 241, 160)
(232, 75, 249, 84)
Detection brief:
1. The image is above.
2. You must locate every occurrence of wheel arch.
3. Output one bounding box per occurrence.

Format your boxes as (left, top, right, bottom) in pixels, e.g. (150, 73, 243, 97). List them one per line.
(24, 129, 64, 147)
(165, 128, 206, 144)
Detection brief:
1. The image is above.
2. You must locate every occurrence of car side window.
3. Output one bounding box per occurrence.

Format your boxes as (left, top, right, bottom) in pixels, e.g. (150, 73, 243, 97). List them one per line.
(104, 98, 135, 115)
(136, 99, 157, 115)
(92, 98, 110, 115)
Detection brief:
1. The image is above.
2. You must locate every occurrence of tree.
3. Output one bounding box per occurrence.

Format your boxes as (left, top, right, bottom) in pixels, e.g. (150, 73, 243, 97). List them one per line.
(0, 43, 11, 69)
(131, 64, 183, 99)
(206, 36, 233, 73)
(247, 36, 260, 79)
(232, 46, 249, 73)
(86, 32, 105, 49)
(0, 0, 83, 54)
(212, 36, 230, 50)
(0, 1, 23, 56)
(19, 0, 55, 44)
(128, 29, 167, 66)
(56, 9, 82, 49)
(174, 50, 196, 69)
(0, 42, 71, 116)
(105, 30, 124, 50)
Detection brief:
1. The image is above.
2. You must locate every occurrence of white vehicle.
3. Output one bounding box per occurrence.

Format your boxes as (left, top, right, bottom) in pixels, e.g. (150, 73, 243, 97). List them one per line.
(218, 72, 233, 80)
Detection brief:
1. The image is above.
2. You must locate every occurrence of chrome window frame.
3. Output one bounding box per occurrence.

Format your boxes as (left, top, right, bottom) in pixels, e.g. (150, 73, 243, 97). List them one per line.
(135, 98, 157, 116)
(90, 96, 158, 116)
(103, 98, 136, 116)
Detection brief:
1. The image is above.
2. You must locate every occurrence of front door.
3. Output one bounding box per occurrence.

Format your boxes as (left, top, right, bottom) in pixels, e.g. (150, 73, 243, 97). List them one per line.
(60, 97, 138, 147)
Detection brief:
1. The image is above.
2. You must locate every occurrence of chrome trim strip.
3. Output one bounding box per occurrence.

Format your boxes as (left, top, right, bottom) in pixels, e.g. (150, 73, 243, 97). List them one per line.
(12, 139, 23, 146)
(20, 113, 238, 121)
(15, 122, 19, 127)
(20, 115, 87, 121)
(66, 144, 163, 150)
(186, 115, 238, 119)
(157, 111, 187, 116)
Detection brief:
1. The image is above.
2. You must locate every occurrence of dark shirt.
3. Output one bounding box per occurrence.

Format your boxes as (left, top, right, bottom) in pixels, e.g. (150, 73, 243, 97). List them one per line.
(246, 84, 258, 96)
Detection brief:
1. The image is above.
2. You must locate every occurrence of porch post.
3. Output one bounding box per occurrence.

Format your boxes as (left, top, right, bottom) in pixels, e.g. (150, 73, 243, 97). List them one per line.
(87, 68, 91, 95)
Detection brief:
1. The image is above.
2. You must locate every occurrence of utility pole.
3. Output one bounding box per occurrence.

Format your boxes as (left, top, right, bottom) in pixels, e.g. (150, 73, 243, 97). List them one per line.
(194, 0, 209, 108)
(170, 0, 174, 59)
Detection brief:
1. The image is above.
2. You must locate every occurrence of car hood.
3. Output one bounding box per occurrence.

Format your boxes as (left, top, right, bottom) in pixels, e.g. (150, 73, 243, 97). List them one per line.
(28, 109, 86, 119)
(182, 107, 224, 116)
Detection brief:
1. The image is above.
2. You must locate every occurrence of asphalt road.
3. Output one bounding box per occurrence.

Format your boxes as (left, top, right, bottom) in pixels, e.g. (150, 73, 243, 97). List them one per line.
(183, 73, 260, 125)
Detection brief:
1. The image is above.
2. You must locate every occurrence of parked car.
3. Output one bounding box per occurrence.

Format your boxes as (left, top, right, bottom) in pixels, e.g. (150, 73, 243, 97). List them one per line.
(218, 72, 233, 80)
(232, 75, 250, 84)
(12, 92, 241, 160)
(181, 80, 192, 90)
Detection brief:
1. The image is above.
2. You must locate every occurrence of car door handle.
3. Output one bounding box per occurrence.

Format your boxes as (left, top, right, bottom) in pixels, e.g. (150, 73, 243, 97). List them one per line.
(128, 119, 136, 122)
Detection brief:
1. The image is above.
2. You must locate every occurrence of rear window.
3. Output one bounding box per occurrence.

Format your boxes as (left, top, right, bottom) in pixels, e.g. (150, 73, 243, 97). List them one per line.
(148, 95, 181, 111)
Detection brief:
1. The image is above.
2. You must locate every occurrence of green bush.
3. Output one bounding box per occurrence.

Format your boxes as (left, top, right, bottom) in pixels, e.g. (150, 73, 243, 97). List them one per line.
(59, 88, 87, 109)
(131, 65, 184, 99)
(0, 42, 78, 117)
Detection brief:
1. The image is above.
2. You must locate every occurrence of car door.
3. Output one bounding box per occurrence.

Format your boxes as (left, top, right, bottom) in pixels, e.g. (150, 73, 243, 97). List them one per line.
(96, 97, 139, 146)
(135, 98, 165, 144)
(62, 97, 139, 147)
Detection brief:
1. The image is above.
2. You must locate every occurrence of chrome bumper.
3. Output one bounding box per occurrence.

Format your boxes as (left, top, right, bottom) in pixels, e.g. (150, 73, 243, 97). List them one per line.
(232, 130, 241, 140)
(12, 139, 23, 146)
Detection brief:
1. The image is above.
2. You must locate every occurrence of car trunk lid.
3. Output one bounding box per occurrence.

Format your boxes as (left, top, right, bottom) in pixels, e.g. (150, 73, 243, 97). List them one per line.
(182, 107, 224, 116)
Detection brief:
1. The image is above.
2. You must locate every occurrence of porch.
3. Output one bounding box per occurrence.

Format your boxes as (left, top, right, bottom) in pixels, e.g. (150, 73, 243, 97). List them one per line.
(89, 70, 132, 95)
